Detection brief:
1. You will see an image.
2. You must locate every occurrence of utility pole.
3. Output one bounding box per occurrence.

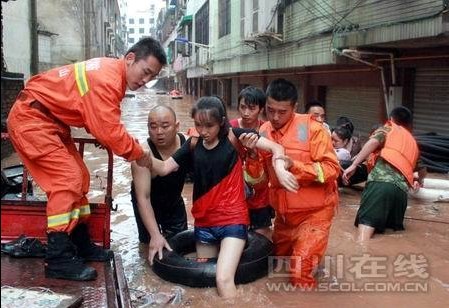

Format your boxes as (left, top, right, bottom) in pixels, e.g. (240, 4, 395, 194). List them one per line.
(1, 1, 6, 72)
(29, 0, 38, 75)
(84, 0, 91, 60)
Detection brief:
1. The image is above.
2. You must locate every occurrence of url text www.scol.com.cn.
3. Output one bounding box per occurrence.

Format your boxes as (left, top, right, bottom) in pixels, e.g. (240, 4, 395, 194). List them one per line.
(266, 281, 429, 293)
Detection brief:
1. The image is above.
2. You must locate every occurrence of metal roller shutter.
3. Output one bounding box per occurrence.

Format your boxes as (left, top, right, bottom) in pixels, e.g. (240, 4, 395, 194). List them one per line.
(326, 86, 382, 137)
(413, 67, 449, 136)
(240, 76, 264, 89)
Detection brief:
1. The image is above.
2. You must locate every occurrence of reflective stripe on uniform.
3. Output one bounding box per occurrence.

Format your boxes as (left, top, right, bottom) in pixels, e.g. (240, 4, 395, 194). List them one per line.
(79, 204, 91, 217)
(74, 62, 89, 96)
(314, 162, 325, 183)
(47, 204, 90, 228)
(48, 208, 80, 228)
(244, 169, 266, 186)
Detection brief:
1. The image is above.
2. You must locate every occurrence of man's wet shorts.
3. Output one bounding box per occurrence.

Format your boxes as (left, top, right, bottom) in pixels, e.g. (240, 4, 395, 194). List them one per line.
(194, 224, 248, 244)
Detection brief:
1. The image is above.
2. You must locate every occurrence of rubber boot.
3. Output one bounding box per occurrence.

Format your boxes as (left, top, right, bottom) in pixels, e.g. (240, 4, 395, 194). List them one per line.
(45, 232, 97, 281)
(71, 223, 113, 262)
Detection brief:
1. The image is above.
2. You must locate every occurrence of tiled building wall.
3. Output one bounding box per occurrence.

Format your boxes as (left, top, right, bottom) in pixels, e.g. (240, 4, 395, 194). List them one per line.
(1, 72, 23, 158)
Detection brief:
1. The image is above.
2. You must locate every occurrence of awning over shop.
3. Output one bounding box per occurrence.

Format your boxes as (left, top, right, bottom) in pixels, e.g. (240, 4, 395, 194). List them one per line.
(178, 15, 192, 28)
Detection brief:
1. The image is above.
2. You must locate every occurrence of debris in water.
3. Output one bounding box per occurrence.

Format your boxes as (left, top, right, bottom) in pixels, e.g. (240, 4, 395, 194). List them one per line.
(1, 286, 81, 307)
(131, 286, 185, 307)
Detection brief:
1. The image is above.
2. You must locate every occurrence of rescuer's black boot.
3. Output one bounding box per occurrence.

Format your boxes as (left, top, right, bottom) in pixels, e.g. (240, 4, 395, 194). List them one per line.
(71, 223, 113, 262)
(45, 232, 97, 281)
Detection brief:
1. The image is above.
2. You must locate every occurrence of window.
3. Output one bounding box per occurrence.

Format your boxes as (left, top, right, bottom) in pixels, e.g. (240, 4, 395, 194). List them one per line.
(128, 37, 135, 43)
(253, 0, 259, 10)
(277, 11, 284, 35)
(219, 0, 231, 38)
(139, 28, 144, 34)
(252, 11, 258, 33)
(139, 18, 144, 24)
(252, 0, 259, 33)
(129, 28, 135, 34)
(129, 18, 134, 24)
(195, 1, 209, 45)
(149, 18, 154, 24)
(240, 1, 245, 38)
(38, 34, 52, 63)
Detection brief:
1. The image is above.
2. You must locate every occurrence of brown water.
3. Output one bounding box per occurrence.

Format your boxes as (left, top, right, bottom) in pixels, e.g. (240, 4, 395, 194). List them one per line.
(2, 89, 448, 307)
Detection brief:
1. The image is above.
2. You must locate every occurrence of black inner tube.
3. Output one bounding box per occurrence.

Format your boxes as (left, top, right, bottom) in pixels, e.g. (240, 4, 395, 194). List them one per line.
(152, 229, 274, 288)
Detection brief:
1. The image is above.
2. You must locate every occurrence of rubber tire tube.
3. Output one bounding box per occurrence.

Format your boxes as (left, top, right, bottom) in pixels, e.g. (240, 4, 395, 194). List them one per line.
(152, 229, 274, 288)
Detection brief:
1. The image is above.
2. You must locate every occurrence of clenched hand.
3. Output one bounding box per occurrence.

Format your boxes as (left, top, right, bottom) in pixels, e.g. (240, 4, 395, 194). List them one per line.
(273, 156, 299, 193)
(136, 150, 152, 169)
(238, 132, 259, 149)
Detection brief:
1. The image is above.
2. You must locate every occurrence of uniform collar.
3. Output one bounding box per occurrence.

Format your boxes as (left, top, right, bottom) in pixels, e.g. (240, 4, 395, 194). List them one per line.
(270, 113, 297, 137)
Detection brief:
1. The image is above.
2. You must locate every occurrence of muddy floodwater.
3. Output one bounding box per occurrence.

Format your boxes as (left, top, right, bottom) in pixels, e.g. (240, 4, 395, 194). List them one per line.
(2, 89, 448, 307)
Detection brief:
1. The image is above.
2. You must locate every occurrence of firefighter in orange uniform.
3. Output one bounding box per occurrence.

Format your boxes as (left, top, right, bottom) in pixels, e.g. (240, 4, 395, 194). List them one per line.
(242, 78, 340, 289)
(7, 38, 166, 281)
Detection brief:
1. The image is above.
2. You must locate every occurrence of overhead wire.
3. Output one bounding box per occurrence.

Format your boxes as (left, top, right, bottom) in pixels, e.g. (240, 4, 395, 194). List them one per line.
(309, 0, 341, 25)
(297, 0, 335, 28)
(320, 0, 358, 27)
(329, 0, 366, 49)
(332, 0, 365, 29)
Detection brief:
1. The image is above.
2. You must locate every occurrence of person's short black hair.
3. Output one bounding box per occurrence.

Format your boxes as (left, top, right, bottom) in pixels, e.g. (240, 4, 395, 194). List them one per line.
(390, 106, 413, 129)
(126, 37, 167, 65)
(335, 116, 355, 134)
(238, 86, 266, 109)
(304, 100, 325, 113)
(266, 78, 297, 105)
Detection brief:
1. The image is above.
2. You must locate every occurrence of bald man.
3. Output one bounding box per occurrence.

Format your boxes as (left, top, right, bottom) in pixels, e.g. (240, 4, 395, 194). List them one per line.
(130, 105, 188, 264)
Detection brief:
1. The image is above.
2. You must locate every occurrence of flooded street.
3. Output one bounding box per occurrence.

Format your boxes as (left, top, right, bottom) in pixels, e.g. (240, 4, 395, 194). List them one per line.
(109, 89, 449, 307)
(2, 0, 447, 306)
(2, 89, 448, 307)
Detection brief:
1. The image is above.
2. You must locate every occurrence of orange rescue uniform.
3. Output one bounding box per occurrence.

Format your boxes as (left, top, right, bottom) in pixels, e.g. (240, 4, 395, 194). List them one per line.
(7, 58, 144, 233)
(367, 121, 419, 186)
(250, 114, 340, 287)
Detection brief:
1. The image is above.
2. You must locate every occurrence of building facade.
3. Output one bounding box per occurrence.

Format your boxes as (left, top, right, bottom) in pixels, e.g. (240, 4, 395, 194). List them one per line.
(2, 0, 125, 76)
(159, 0, 449, 136)
(126, 0, 166, 48)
